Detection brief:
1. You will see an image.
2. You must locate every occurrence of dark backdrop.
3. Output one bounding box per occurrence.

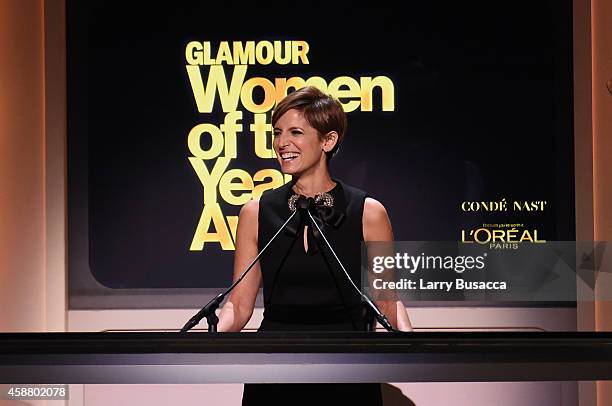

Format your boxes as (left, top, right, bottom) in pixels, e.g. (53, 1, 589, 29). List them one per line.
(67, 1, 574, 306)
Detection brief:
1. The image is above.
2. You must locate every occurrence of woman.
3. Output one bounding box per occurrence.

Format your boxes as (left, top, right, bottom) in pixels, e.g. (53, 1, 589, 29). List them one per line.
(216, 86, 412, 405)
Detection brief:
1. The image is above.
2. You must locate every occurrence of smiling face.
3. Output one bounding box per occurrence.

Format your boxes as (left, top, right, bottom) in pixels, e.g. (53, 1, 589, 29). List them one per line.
(273, 109, 336, 175)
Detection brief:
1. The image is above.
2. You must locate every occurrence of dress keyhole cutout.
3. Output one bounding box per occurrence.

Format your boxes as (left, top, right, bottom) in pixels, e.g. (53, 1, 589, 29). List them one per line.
(303, 225, 309, 253)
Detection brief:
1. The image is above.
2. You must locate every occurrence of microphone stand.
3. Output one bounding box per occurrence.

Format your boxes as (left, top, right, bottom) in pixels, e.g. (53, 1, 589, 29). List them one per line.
(302, 204, 398, 333)
(180, 209, 299, 333)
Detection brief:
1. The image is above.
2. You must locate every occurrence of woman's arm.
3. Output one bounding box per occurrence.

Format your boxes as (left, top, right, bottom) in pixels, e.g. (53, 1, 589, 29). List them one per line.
(217, 199, 262, 332)
(363, 197, 413, 331)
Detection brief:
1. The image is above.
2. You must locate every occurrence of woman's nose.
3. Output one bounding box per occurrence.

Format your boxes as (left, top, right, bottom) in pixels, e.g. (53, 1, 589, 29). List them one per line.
(275, 131, 289, 148)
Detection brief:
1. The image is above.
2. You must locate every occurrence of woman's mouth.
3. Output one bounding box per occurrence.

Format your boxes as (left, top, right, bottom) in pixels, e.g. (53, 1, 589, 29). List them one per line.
(281, 152, 300, 162)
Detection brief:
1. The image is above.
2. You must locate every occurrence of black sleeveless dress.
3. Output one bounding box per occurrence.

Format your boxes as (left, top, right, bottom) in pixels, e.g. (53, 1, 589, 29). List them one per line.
(241, 179, 383, 406)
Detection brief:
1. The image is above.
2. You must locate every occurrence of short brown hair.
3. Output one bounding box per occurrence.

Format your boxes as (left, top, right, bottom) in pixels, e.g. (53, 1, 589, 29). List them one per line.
(272, 86, 347, 160)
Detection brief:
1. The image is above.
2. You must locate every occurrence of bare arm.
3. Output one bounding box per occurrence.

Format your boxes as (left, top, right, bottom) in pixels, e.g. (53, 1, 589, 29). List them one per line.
(217, 199, 262, 332)
(363, 197, 413, 331)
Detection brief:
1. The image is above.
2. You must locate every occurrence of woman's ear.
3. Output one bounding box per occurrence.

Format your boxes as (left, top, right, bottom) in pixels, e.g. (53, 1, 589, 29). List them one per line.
(322, 131, 339, 153)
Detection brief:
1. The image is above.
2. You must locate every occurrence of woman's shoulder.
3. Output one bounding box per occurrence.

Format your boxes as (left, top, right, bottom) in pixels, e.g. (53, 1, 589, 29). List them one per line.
(336, 180, 389, 233)
(337, 181, 383, 208)
(362, 197, 393, 241)
(363, 197, 389, 221)
(258, 181, 293, 205)
(337, 179, 367, 199)
(240, 198, 259, 219)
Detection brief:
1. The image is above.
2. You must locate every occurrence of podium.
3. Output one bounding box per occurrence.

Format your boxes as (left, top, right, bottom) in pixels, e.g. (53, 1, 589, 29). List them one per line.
(1, 332, 611, 383)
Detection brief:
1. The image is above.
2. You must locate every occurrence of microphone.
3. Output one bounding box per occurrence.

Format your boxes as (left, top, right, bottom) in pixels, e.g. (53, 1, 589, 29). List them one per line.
(300, 205, 398, 332)
(180, 208, 299, 333)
